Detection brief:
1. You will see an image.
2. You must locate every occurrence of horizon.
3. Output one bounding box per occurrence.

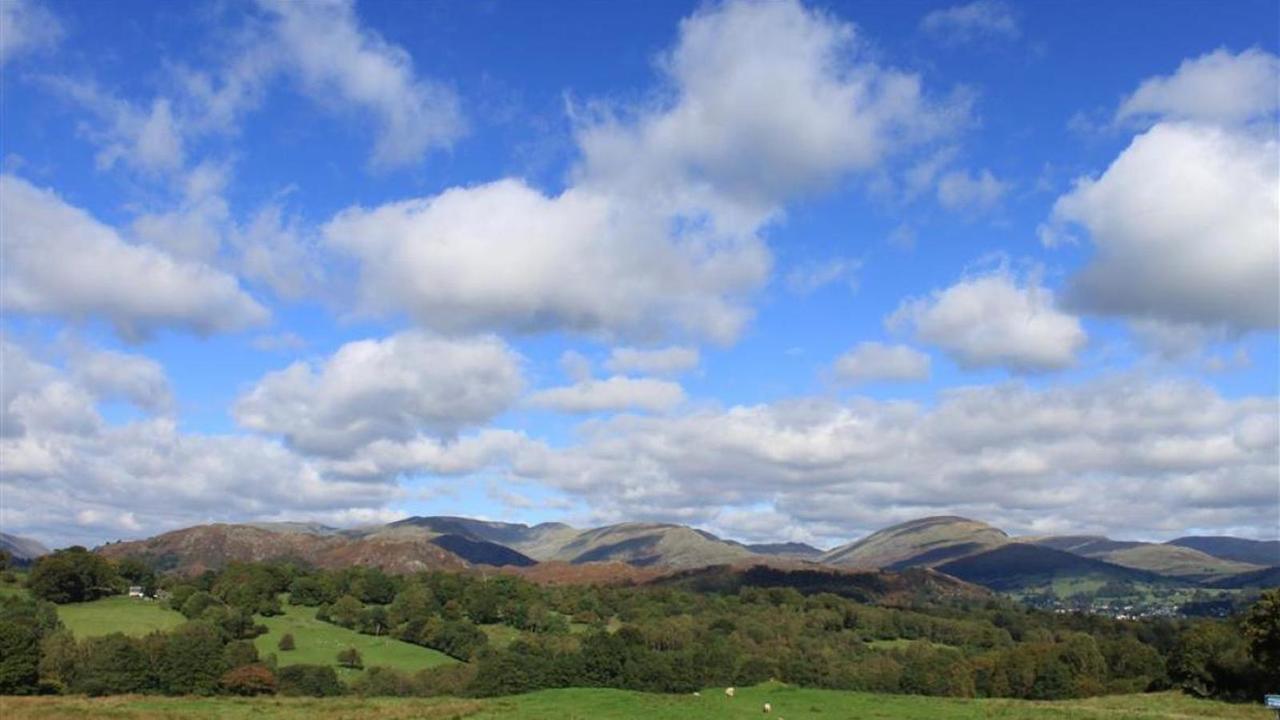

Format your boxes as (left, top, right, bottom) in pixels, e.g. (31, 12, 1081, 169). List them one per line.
(1, 0, 1278, 551)
(9, 511, 1280, 555)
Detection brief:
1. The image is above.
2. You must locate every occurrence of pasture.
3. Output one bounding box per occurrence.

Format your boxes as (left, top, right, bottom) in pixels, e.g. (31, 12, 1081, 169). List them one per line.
(0, 686, 1269, 720)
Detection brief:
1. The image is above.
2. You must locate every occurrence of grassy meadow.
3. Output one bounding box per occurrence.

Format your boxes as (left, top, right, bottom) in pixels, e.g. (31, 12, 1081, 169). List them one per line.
(57, 596, 186, 638)
(253, 602, 457, 677)
(0, 686, 1271, 720)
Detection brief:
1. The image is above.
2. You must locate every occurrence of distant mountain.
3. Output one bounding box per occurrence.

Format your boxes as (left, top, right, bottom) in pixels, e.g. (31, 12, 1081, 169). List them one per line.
(820, 516, 1008, 569)
(1, 532, 50, 565)
(386, 516, 580, 560)
(1025, 536, 1263, 582)
(936, 543, 1167, 593)
(547, 522, 758, 568)
(744, 542, 824, 558)
(1166, 536, 1280, 567)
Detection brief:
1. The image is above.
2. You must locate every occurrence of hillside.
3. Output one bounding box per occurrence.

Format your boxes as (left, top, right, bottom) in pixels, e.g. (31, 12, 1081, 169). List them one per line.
(1025, 536, 1262, 582)
(0, 532, 50, 564)
(653, 562, 990, 604)
(1166, 536, 1280, 566)
(820, 516, 1008, 569)
(96, 524, 472, 575)
(936, 543, 1167, 592)
(1203, 565, 1280, 589)
(545, 522, 758, 568)
(383, 516, 580, 560)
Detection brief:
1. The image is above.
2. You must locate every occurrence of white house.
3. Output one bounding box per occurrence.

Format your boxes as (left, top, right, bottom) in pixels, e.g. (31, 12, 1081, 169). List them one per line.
(127, 586, 144, 598)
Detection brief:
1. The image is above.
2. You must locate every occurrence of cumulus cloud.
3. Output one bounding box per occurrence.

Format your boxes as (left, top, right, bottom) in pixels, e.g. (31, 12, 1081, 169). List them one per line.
(936, 168, 1008, 212)
(920, 1, 1020, 44)
(1116, 48, 1280, 126)
(528, 376, 686, 414)
(256, 0, 463, 169)
(507, 376, 1279, 542)
(324, 180, 768, 343)
(0, 0, 62, 67)
(45, 78, 185, 175)
(0, 175, 268, 340)
(888, 266, 1086, 372)
(604, 346, 700, 376)
(234, 332, 523, 456)
(832, 342, 930, 384)
(69, 348, 173, 415)
(1045, 123, 1278, 332)
(328, 0, 961, 343)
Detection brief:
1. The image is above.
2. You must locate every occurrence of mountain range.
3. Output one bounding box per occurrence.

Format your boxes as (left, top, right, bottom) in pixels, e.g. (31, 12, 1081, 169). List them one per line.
(14, 515, 1276, 593)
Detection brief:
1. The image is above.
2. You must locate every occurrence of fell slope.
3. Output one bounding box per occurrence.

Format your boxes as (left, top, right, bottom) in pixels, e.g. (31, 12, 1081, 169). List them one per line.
(549, 523, 758, 568)
(1166, 536, 1280, 566)
(937, 543, 1167, 592)
(821, 516, 1008, 569)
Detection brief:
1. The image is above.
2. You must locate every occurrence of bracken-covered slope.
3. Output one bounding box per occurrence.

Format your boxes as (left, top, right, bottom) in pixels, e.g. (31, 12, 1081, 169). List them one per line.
(384, 516, 580, 561)
(96, 524, 472, 575)
(0, 532, 50, 564)
(820, 516, 1009, 569)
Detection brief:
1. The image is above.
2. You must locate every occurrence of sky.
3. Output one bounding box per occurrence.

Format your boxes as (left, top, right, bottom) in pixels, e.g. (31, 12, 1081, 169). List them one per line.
(1, 0, 1277, 550)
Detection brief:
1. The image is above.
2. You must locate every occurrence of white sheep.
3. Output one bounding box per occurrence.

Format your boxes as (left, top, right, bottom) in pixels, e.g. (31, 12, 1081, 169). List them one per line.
(763, 702, 772, 713)
(725, 687, 735, 697)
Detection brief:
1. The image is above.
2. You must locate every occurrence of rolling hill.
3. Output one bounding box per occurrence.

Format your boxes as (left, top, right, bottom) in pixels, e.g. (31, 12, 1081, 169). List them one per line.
(936, 543, 1168, 593)
(1025, 536, 1264, 582)
(1166, 536, 1280, 566)
(820, 516, 1009, 569)
(546, 522, 759, 568)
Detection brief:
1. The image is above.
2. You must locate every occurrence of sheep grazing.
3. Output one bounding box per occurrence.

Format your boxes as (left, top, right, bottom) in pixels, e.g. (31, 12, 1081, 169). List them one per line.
(692, 692, 700, 697)
(763, 702, 772, 713)
(725, 687, 736, 697)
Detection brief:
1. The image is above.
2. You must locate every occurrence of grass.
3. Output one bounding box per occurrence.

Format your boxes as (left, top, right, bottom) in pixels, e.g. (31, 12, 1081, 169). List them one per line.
(58, 596, 186, 638)
(0, 686, 1270, 719)
(254, 603, 457, 678)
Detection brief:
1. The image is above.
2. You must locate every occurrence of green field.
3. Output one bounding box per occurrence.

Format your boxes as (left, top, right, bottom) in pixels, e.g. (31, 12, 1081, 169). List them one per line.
(254, 602, 457, 677)
(0, 686, 1269, 720)
(57, 596, 186, 638)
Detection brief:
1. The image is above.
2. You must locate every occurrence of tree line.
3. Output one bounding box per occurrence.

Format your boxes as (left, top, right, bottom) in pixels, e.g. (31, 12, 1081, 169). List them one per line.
(0, 547, 1275, 702)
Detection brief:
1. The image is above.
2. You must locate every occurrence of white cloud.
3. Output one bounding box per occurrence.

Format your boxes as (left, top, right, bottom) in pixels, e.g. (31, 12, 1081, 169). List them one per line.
(0, 0, 62, 67)
(528, 376, 686, 414)
(329, 0, 960, 343)
(1045, 123, 1278, 332)
(257, 0, 464, 169)
(234, 331, 523, 456)
(604, 346, 700, 376)
(889, 265, 1086, 372)
(325, 180, 767, 343)
(506, 376, 1279, 542)
(920, 1, 1020, 44)
(937, 168, 1008, 212)
(0, 175, 268, 340)
(833, 342, 930, 384)
(785, 258, 861, 294)
(46, 78, 186, 175)
(1116, 48, 1280, 126)
(558, 350, 594, 383)
(70, 348, 173, 414)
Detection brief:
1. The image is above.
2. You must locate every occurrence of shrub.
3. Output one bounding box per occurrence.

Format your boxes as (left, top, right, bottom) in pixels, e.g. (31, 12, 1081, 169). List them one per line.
(277, 664, 343, 697)
(337, 646, 364, 669)
(220, 664, 277, 696)
(350, 666, 412, 696)
(278, 633, 296, 651)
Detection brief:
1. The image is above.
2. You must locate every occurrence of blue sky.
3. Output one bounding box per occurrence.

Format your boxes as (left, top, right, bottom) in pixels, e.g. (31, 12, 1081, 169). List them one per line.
(1, 0, 1277, 548)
